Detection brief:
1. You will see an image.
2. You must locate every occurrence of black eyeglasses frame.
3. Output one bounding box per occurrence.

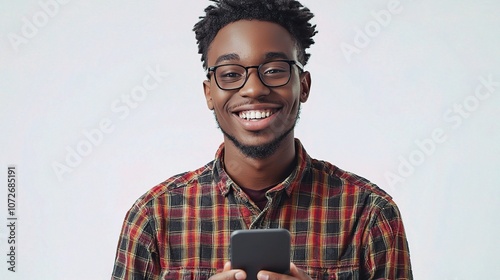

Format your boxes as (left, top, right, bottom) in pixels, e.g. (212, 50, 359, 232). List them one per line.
(207, 60, 304, 91)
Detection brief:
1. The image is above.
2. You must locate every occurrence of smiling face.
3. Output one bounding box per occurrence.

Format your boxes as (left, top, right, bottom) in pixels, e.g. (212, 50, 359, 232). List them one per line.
(203, 20, 311, 159)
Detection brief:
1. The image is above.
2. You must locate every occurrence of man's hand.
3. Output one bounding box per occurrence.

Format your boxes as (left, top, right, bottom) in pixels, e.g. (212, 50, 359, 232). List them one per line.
(257, 263, 311, 280)
(209, 262, 311, 280)
(209, 262, 247, 280)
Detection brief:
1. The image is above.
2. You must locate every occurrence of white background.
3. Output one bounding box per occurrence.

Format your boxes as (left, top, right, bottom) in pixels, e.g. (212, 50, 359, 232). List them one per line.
(1, 0, 499, 279)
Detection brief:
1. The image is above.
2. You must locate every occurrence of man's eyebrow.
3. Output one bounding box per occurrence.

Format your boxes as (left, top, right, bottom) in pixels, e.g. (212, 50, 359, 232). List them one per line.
(215, 53, 240, 65)
(265, 52, 290, 60)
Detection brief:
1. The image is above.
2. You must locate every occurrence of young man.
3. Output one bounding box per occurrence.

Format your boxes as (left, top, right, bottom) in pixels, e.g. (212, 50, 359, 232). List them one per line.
(112, 0, 413, 279)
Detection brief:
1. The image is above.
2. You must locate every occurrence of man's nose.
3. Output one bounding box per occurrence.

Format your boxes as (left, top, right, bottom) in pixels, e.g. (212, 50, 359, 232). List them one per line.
(238, 69, 271, 99)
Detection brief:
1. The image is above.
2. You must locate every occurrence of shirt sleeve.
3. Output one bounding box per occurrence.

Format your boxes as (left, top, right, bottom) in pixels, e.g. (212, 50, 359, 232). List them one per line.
(361, 201, 413, 279)
(112, 204, 160, 280)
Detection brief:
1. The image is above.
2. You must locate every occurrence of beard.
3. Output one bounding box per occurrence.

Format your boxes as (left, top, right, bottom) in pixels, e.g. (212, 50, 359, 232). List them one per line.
(214, 105, 301, 159)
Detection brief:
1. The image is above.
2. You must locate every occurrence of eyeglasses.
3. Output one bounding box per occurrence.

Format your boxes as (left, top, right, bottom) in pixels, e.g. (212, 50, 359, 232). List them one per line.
(207, 60, 304, 91)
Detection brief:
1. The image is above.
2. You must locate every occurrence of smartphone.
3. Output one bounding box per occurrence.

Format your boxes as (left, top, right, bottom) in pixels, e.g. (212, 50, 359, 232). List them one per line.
(230, 229, 291, 280)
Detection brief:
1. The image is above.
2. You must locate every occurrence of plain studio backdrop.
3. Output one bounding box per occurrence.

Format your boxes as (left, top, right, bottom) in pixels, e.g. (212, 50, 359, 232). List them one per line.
(1, 0, 499, 279)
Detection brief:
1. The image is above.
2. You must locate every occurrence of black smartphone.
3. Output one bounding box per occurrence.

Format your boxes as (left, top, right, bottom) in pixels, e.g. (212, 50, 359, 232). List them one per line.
(230, 229, 291, 280)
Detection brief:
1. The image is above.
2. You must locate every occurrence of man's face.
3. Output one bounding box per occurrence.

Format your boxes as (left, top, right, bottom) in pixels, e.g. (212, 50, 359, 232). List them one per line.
(203, 20, 311, 158)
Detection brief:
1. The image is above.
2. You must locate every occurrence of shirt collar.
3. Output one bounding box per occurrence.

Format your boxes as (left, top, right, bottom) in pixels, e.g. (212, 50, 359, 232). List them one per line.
(212, 139, 312, 197)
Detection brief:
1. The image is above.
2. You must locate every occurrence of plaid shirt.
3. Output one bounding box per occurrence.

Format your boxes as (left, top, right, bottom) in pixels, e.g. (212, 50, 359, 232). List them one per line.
(112, 139, 412, 279)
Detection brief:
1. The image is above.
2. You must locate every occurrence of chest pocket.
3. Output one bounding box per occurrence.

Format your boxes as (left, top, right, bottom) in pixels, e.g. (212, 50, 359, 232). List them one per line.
(304, 266, 360, 280)
(161, 268, 216, 280)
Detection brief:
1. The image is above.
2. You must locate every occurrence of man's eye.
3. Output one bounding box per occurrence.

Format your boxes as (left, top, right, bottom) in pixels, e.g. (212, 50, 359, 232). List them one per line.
(263, 68, 287, 75)
(220, 72, 242, 78)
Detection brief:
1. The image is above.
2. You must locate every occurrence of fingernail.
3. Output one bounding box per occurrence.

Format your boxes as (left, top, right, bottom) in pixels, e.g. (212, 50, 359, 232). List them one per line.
(257, 273, 269, 280)
(235, 272, 245, 280)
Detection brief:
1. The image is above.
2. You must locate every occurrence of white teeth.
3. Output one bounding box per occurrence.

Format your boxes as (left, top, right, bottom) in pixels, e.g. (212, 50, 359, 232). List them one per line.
(238, 110, 274, 120)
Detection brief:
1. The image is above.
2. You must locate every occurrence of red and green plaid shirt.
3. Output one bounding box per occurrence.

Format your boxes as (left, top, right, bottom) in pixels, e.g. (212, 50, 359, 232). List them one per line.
(112, 139, 412, 279)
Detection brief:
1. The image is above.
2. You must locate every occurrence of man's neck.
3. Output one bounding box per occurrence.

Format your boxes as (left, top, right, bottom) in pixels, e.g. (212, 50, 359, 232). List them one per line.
(223, 136, 296, 191)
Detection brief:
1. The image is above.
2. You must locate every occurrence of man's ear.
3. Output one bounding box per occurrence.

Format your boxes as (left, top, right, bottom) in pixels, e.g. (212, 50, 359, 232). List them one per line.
(203, 80, 214, 110)
(299, 71, 311, 103)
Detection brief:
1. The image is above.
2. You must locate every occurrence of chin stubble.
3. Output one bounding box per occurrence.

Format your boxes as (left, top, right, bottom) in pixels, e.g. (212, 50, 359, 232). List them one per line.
(213, 106, 301, 159)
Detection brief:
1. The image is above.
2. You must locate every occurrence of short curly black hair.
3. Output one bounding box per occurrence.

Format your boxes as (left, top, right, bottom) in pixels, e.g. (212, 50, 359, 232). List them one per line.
(193, 0, 317, 69)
